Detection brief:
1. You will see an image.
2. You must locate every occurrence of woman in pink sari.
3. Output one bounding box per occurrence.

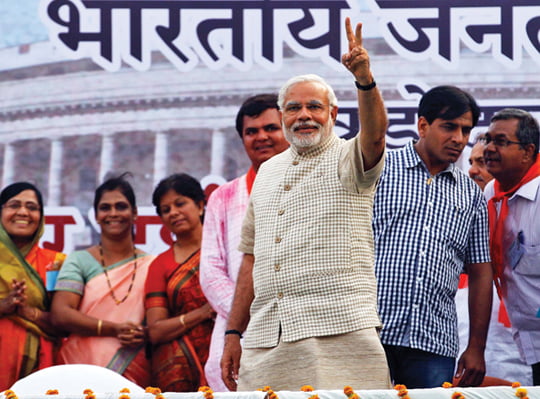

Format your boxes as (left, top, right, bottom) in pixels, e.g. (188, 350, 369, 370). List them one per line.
(51, 174, 154, 387)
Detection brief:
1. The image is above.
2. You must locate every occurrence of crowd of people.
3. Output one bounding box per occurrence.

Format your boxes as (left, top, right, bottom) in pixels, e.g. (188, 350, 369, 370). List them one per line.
(1, 17, 539, 392)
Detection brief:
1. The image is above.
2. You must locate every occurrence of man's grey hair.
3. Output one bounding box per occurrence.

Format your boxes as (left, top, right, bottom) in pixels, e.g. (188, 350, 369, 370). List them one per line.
(277, 74, 338, 110)
(491, 108, 540, 155)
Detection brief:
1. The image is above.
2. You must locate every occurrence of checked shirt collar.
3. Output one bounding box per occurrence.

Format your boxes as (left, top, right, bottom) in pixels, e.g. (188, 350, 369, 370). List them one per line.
(403, 140, 460, 181)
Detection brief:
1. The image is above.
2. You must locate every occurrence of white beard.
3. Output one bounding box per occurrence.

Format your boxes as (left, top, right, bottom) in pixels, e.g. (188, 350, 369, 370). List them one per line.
(284, 118, 333, 150)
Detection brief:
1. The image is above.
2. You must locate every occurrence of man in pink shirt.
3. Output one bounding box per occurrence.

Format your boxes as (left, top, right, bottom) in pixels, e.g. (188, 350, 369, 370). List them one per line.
(200, 94, 289, 391)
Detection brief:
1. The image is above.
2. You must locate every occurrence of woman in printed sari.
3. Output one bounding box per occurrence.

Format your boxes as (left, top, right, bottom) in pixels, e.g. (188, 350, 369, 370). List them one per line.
(0, 182, 66, 391)
(51, 174, 154, 387)
(145, 173, 215, 392)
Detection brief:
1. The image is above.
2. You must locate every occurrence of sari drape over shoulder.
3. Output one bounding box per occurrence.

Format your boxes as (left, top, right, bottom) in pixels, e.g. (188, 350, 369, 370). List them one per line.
(0, 221, 66, 391)
(55, 251, 154, 387)
(145, 248, 214, 392)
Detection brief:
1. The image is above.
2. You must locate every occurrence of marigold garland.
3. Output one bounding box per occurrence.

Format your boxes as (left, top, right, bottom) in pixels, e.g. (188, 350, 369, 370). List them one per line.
(393, 384, 410, 399)
(198, 385, 214, 399)
(515, 387, 529, 399)
(120, 388, 131, 393)
(260, 385, 278, 399)
(442, 382, 453, 388)
(118, 394, 130, 399)
(145, 387, 162, 395)
(451, 392, 465, 399)
(301, 386, 314, 392)
(512, 382, 521, 388)
(83, 389, 94, 395)
(343, 385, 360, 399)
(4, 390, 17, 399)
(45, 390, 59, 395)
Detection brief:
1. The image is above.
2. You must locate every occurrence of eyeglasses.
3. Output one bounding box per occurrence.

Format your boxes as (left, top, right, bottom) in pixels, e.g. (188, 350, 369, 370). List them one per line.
(479, 135, 526, 148)
(283, 101, 329, 115)
(2, 201, 40, 212)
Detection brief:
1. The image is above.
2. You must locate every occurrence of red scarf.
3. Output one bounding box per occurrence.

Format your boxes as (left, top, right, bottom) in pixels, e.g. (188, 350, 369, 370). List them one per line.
(246, 166, 256, 195)
(488, 158, 540, 326)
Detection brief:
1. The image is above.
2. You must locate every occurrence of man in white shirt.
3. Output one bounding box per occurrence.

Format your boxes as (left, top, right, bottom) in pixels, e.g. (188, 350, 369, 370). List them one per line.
(483, 107, 540, 385)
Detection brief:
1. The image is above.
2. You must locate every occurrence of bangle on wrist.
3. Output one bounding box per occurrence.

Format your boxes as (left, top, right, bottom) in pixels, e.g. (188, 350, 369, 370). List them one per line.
(225, 329, 243, 339)
(355, 79, 376, 91)
(28, 307, 41, 321)
(179, 314, 186, 328)
(97, 319, 103, 336)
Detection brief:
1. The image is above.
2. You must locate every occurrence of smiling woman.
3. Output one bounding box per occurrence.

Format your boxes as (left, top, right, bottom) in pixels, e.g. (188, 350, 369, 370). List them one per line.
(50, 173, 155, 387)
(0, 182, 66, 391)
(144, 173, 215, 392)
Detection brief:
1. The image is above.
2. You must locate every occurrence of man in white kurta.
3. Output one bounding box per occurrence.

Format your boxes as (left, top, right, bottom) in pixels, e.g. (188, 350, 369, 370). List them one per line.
(221, 19, 391, 391)
(200, 94, 288, 390)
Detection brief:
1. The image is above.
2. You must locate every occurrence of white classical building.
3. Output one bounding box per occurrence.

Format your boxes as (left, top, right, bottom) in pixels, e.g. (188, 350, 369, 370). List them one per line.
(1, 37, 539, 211)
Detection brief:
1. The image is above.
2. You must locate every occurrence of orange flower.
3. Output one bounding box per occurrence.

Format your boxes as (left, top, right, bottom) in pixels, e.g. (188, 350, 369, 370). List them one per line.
(83, 389, 94, 395)
(343, 386, 354, 396)
(451, 392, 465, 399)
(442, 382, 453, 388)
(119, 394, 130, 399)
(145, 387, 162, 395)
(4, 391, 17, 399)
(119, 388, 130, 393)
(393, 384, 407, 391)
(301, 385, 314, 392)
(515, 387, 528, 398)
(46, 390, 59, 395)
(512, 382, 522, 388)
(397, 389, 409, 397)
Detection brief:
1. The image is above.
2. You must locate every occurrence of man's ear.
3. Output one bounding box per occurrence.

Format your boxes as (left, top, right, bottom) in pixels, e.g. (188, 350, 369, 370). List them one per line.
(417, 116, 429, 139)
(522, 143, 537, 164)
(331, 106, 338, 123)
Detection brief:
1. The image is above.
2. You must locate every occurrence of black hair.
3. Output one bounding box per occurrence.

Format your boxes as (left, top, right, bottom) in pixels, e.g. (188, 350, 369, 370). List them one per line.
(93, 172, 136, 213)
(0, 182, 43, 212)
(418, 85, 480, 126)
(152, 173, 205, 217)
(235, 94, 279, 138)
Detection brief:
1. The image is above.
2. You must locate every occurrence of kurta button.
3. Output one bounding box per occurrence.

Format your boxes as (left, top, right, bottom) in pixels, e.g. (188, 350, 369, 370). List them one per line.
(274, 264, 281, 271)
(284, 184, 291, 191)
(277, 292, 283, 299)
(278, 209, 284, 215)
(275, 237, 282, 243)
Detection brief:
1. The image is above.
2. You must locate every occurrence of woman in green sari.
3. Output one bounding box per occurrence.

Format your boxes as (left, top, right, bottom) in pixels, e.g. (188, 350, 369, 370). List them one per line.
(0, 182, 65, 391)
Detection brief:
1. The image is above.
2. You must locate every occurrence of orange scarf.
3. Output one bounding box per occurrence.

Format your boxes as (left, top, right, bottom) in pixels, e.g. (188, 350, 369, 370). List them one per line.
(246, 166, 256, 195)
(488, 158, 540, 326)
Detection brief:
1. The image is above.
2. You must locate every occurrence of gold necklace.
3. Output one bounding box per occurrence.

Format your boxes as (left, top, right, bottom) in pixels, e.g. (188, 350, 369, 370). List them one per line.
(99, 243, 137, 305)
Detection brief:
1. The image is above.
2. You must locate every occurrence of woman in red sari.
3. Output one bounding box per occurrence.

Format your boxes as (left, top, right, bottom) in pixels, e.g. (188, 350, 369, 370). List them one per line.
(145, 173, 215, 392)
(0, 182, 65, 391)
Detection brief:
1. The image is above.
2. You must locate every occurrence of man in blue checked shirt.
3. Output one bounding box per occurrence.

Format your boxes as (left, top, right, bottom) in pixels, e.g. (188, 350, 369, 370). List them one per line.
(373, 86, 493, 388)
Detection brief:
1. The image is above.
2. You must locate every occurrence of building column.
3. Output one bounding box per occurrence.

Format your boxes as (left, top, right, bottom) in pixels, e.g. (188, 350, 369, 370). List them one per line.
(153, 132, 168, 188)
(99, 134, 115, 183)
(2, 143, 15, 188)
(48, 138, 64, 206)
(210, 129, 226, 177)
